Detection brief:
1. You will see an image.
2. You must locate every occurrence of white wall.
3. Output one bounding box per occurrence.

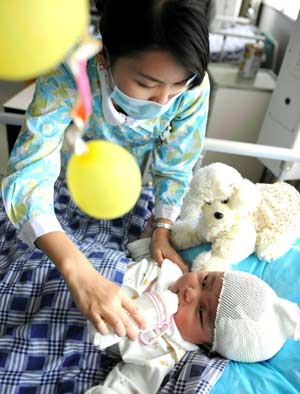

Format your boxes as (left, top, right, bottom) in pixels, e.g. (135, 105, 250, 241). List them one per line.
(216, 0, 244, 17)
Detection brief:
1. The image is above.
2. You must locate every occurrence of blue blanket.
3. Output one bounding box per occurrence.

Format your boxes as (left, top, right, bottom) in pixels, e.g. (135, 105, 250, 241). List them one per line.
(0, 178, 226, 394)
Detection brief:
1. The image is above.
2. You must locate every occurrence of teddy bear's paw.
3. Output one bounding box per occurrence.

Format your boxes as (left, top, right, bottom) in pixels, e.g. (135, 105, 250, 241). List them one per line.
(256, 232, 294, 262)
(256, 247, 280, 262)
(256, 245, 288, 262)
(171, 221, 201, 249)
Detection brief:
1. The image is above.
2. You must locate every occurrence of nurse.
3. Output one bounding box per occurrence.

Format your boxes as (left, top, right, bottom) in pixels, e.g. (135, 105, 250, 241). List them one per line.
(2, 0, 210, 340)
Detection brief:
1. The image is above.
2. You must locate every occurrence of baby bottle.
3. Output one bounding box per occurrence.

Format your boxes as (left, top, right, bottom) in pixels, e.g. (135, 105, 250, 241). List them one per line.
(136, 289, 179, 345)
(90, 289, 179, 350)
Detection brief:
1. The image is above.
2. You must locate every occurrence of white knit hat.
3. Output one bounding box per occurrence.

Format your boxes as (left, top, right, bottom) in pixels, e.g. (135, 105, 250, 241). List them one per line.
(212, 271, 300, 362)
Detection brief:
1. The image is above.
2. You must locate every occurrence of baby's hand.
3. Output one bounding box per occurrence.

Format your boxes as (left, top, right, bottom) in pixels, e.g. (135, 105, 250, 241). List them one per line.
(151, 228, 189, 273)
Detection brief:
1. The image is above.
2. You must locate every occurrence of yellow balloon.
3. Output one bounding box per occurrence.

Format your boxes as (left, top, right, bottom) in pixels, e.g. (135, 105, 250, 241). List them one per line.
(0, 0, 88, 80)
(66, 140, 142, 219)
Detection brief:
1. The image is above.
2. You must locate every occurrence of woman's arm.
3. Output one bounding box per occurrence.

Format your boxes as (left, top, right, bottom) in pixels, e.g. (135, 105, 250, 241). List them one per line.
(1, 63, 75, 242)
(152, 74, 210, 222)
(36, 231, 145, 339)
(151, 218, 188, 273)
(2, 62, 145, 339)
(151, 75, 210, 271)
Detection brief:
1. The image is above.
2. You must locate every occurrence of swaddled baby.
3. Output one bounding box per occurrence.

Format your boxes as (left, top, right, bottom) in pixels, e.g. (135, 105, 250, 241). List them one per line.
(86, 238, 300, 394)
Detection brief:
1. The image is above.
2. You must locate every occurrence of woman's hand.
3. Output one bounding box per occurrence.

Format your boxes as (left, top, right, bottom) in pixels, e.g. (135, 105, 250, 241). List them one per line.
(65, 262, 146, 339)
(151, 227, 189, 273)
(36, 231, 145, 340)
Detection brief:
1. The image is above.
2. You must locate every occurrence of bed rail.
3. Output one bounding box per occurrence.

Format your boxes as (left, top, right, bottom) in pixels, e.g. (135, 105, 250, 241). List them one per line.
(1, 112, 299, 165)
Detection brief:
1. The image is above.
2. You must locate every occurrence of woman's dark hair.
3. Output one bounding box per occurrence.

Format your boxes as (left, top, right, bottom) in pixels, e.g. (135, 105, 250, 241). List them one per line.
(95, 0, 209, 87)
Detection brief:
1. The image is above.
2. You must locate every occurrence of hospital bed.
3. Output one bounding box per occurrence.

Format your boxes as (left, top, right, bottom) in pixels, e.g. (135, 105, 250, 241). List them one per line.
(0, 36, 300, 388)
(0, 132, 299, 393)
(209, 15, 278, 70)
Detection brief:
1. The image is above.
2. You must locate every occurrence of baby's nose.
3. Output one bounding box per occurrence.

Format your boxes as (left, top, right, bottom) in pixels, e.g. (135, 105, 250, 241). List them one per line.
(185, 287, 197, 303)
(214, 211, 224, 220)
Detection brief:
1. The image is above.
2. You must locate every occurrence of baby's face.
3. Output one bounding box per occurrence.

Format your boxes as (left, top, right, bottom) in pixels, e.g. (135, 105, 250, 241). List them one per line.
(169, 271, 224, 346)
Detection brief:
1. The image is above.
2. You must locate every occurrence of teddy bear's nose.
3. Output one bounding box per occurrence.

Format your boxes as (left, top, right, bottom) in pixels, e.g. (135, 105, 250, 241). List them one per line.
(214, 212, 224, 220)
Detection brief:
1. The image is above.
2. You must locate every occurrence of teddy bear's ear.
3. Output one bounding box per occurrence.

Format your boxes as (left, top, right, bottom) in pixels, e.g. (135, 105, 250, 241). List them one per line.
(230, 179, 262, 212)
(179, 189, 204, 221)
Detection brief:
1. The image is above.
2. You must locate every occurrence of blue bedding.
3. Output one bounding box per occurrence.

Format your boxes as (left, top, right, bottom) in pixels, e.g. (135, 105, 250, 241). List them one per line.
(0, 178, 226, 394)
(180, 240, 300, 394)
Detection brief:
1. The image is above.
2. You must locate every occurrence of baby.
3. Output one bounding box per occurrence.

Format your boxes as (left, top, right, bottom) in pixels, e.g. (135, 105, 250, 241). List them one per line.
(86, 238, 300, 394)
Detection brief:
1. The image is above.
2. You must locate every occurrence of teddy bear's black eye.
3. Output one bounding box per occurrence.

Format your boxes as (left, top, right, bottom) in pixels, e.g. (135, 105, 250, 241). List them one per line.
(206, 201, 211, 205)
(222, 199, 229, 204)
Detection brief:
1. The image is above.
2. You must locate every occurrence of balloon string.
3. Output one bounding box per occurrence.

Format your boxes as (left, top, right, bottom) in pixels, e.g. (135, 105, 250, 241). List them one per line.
(71, 58, 92, 128)
(67, 33, 102, 153)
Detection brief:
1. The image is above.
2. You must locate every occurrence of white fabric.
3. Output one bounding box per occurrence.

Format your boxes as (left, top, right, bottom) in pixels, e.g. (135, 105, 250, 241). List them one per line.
(126, 237, 152, 262)
(213, 271, 300, 362)
(19, 214, 64, 245)
(154, 201, 181, 222)
(86, 239, 197, 394)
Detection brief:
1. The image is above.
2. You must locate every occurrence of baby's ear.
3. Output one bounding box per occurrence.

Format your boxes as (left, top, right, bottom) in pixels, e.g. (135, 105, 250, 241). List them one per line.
(230, 179, 261, 213)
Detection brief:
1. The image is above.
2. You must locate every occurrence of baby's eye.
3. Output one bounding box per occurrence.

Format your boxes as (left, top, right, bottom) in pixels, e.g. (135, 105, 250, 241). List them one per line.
(199, 305, 203, 325)
(202, 275, 208, 288)
(221, 199, 229, 204)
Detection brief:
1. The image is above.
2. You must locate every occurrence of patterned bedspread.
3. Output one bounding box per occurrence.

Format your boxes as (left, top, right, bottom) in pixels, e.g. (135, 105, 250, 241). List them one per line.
(0, 178, 227, 394)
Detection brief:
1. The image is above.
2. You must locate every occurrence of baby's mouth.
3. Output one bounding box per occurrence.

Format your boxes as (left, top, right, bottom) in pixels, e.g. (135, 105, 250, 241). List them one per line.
(169, 286, 176, 294)
(170, 286, 181, 300)
(169, 286, 184, 305)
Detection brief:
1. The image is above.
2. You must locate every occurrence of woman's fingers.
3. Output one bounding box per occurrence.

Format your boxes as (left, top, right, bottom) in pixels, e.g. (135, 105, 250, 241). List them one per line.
(104, 299, 145, 340)
(93, 314, 109, 335)
(115, 319, 127, 337)
(168, 252, 189, 273)
(90, 295, 145, 341)
(98, 313, 125, 337)
(118, 314, 138, 341)
(122, 297, 146, 328)
(152, 249, 163, 265)
(91, 310, 128, 338)
(65, 262, 146, 341)
(152, 240, 189, 273)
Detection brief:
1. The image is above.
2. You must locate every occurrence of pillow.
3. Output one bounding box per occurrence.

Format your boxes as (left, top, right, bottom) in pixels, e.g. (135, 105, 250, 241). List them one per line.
(179, 240, 300, 394)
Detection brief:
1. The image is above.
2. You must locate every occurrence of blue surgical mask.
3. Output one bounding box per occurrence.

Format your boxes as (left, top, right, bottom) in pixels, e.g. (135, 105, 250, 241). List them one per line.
(111, 86, 182, 120)
(109, 71, 195, 120)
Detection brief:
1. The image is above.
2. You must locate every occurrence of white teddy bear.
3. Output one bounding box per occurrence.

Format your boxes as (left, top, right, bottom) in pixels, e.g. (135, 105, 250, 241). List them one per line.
(171, 163, 300, 272)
